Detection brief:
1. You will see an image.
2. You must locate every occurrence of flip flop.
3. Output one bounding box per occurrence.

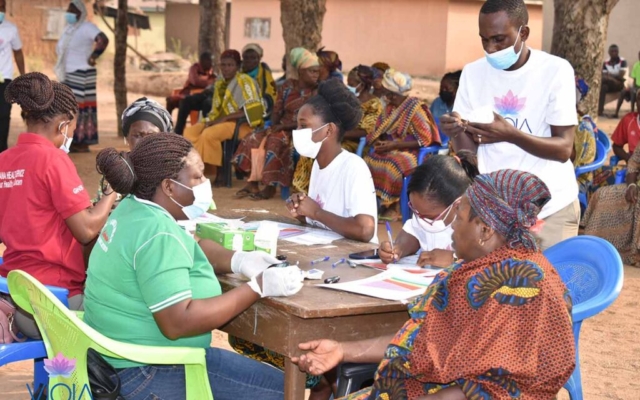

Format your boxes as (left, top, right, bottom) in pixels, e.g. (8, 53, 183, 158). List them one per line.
(249, 191, 274, 201)
(235, 188, 257, 198)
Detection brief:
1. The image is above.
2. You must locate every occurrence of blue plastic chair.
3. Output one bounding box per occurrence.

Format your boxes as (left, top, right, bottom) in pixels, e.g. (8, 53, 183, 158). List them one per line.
(609, 156, 628, 185)
(0, 257, 70, 396)
(596, 130, 612, 154)
(355, 137, 367, 157)
(576, 140, 608, 214)
(544, 236, 624, 400)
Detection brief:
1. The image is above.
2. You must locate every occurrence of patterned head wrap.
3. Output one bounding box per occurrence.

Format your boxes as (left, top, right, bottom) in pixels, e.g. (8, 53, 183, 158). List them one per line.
(220, 49, 242, 66)
(352, 65, 376, 88)
(121, 97, 173, 137)
(382, 69, 413, 94)
(466, 169, 551, 251)
(372, 62, 390, 74)
(290, 47, 320, 70)
(242, 43, 264, 57)
(316, 47, 342, 72)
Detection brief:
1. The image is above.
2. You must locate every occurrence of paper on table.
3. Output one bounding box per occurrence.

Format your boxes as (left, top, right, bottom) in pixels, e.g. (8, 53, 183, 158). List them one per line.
(177, 214, 245, 234)
(317, 269, 434, 301)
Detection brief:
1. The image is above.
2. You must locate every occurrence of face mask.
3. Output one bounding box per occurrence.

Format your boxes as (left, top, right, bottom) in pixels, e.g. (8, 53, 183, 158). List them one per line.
(170, 179, 215, 220)
(0, 13, 5, 23)
(292, 124, 329, 159)
(65, 12, 78, 25)
(484, 26, 524, 70)
(412, 201, 457, 233)
(347, 83, 361, 95)
(439, 90, 455, 103)
(58, 121, 73, 154)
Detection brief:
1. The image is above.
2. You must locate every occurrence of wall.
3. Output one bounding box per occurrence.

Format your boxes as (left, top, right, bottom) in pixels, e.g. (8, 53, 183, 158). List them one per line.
(165, 3, 200, 58)
(98, 13, 166, 57)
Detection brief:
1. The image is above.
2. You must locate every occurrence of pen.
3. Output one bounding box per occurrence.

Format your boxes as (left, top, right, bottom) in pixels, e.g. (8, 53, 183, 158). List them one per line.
(385, 221, 395, 252)
(310, 256, 330, 266)
(331, 258, 346, 268)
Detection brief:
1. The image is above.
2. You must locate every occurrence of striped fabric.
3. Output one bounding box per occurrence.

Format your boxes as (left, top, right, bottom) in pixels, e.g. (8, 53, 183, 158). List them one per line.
(64, 69, 98, 145)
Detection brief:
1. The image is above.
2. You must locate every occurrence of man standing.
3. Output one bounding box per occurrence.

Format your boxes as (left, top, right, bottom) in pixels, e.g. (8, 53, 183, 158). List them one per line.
(0, 0, 25, 152)
(442, 0, 578, 250)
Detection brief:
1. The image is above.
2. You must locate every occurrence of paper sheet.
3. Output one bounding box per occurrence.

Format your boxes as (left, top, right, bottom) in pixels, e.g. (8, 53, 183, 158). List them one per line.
(177, 214, 245, 234)
(242, 221, 344, 244)
(317, 270, 435, 301)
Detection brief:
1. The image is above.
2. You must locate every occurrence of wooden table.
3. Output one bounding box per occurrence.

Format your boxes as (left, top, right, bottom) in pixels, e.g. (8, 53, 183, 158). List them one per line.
(217, 237, 410, 400)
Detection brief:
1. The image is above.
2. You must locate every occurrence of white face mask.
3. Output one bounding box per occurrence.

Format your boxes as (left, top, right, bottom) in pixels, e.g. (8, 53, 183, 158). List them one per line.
(170, 179, 214, 220)
(292, 123, 329, 159)
(58, 121, 73, 154)
(412, 201, 456, 233)
(484, 26, 524, 70)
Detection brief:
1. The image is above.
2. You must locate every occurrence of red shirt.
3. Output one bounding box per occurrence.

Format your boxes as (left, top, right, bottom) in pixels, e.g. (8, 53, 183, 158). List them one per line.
(612, 112, 640, 154)
(0, 134, 91, 296)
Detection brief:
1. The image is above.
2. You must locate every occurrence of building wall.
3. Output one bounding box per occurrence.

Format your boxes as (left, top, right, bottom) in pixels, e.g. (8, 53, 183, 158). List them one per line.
(98, 13, 166, 57)
(165, 3, 200, 58)
(228, 0, 282, 69)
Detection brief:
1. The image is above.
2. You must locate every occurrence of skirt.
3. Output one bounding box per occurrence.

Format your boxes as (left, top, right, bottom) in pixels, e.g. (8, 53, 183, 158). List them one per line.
(64, 69, 98, 145)
(233, 129, 293, 187)
(365, 149, 419, 207)
(184, 121, 252, 166)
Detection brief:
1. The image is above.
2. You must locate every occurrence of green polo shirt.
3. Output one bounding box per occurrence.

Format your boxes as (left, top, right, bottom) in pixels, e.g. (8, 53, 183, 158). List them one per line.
(84, 196, 221, 368)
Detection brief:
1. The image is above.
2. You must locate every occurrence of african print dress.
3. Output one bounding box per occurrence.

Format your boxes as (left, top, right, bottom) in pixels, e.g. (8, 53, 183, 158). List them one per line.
(292, 97, 383, 193)
(364, 97, 439, 207)
(233, 79, 316, 187)
(345, 246, 575, 400)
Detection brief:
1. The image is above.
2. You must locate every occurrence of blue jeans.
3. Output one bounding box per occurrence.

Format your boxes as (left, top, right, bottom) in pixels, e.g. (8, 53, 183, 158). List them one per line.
(115, 347, 284, 400)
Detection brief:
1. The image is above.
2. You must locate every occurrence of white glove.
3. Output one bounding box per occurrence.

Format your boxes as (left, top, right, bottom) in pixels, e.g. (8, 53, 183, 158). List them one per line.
(230, 251, 281, 279)
(248, 266, 304, 298)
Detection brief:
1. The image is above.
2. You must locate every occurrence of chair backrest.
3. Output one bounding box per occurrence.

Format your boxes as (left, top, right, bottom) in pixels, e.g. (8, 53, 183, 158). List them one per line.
(575, 139, 606, 177)
(543, 236, 623, 322)
(597, 130, 612, 153)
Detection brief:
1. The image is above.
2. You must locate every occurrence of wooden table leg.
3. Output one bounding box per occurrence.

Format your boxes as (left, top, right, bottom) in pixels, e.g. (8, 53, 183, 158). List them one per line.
(284, 357, 307, 400)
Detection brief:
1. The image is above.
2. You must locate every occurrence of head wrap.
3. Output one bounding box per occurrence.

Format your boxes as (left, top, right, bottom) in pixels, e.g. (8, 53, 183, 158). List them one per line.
(466, 169, 551, 251)
(382, 69, 413, 94)
(290, 47, 320, 70)
(220, 49, 242, 66)
(372, 62, 390, 74)
(242, 43, 264, 58)
(121, 97, 173, 137)
(316, 47, 342, 72)
(352, 65, 376, 88)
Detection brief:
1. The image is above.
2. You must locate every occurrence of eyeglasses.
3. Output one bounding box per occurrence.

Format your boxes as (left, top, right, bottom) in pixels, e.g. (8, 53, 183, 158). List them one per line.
(409, 197, 461, 225)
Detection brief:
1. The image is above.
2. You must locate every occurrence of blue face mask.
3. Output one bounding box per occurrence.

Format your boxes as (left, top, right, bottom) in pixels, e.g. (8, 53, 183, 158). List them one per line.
(65, 12, 78, 25)
(0, 13, 5, 24)
(347, 83, 360, 95)
(484, 26, 524, 70)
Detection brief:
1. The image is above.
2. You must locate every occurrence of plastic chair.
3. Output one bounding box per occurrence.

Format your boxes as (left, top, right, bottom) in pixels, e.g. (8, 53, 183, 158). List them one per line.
(544, 236, 624, 400)
(575, 140, 606, 178)
(221, 116, 249, 188)
(356, 137, 367, 157)
(7, 270, 213, 400)
(596, 130, 612, 154)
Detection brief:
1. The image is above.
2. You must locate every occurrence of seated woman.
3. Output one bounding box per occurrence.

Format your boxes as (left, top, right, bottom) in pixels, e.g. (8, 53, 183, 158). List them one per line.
(317, 47, 343, 81)
(371, 62, 390, 98)
(365, 69, 440, 221)
(430, 70, 461, 122)
(0, 72, 116, 337)
(293, 169, 576, 400)
(184, 49, 263, 184)
(233, 47, 320, 200)
(84, 133, 303, 400)
(572, 78, 597, 197)
(379, 151, 478, 267)
(292, 65, 383, 194)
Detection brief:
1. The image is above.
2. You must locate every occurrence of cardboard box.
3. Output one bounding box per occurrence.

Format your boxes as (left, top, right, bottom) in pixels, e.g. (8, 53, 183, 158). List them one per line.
(196, 223, 255, 251)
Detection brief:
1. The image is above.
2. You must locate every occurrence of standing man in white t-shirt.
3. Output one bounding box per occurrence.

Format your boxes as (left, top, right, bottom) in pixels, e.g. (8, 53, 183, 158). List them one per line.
(0, 0, 24, 152)
(441, 0, 579, 250)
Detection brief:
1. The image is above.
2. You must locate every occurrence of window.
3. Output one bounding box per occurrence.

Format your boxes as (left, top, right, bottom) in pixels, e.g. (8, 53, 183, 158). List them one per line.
(43, 8, 67, 41)
(244, 18, 270, 40)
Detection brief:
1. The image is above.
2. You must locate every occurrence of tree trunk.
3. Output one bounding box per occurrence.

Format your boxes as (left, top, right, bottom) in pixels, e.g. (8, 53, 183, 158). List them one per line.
(280, 0, 327, 79)
(550, 0, 620, 117)
(114, 0, 128, 137)
(199, 0, 226, 63)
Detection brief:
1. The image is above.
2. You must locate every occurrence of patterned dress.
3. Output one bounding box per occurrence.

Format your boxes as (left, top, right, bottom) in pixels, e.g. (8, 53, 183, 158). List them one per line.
(233, 79, 316, 187)
(364, 97, 439, 207)
(345, 246, 575, 400)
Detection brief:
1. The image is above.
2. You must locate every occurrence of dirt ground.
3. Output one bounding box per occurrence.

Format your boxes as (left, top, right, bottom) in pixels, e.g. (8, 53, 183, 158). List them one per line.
(0, 66, 639, 399)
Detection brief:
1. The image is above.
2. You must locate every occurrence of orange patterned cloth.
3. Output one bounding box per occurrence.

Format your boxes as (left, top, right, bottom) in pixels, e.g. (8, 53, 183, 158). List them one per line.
(344, 246, 575, 400)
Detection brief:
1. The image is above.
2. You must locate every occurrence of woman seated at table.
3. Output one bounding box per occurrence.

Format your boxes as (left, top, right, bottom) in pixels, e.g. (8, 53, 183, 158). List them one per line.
(293, 169, 576, 400)
(184, 49, 263, 184)
(379, 151, 478, 267)
(365, 68, 440, 221)
(0, 72, 116, 337)
(233, 47, 320, 200)
(286, 78, 378, 243)
(292, 65, 383, 193)
(84, 133, 303, 400)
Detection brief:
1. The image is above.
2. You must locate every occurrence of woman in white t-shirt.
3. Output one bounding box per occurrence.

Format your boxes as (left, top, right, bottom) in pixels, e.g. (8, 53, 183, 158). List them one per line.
(379, 151, 479, 267)
(286, 79, 378, 243)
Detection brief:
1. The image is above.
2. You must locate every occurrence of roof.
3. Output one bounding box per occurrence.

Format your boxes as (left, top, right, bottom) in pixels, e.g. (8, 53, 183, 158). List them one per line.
(101, 0, 166, 12)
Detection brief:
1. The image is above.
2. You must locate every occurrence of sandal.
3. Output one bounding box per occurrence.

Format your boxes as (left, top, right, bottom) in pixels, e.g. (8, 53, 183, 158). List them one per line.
(249, 190, 275, 201)
(235, 187, 259, 198)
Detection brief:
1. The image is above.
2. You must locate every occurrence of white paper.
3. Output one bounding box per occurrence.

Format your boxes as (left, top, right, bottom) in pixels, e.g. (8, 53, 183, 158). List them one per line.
(467, 105, 495, 124)
(317, 270, 434, 301)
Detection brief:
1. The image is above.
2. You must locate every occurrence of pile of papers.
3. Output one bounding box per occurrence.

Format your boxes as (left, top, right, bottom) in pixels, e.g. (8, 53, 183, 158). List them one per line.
(318, 269, 435, 301)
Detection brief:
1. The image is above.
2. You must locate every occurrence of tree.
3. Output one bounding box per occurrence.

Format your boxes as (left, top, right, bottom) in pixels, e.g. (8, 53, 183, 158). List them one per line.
(550, 0, 621, 116)
(199, 0, 226, 63)
(114, 0, 128, 137)
(280, 0, 327, 78)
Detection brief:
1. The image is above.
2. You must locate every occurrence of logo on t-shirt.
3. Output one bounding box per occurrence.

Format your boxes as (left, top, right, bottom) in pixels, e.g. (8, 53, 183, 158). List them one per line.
(72, 185, 84, 194)
(495, 90, 532, 133)
(315, 194, 325, 209)
(97, 219, 117, 252)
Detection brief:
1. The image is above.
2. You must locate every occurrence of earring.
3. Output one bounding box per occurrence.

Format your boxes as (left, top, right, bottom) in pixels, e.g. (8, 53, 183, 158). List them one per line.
(479, 239, 485, 246)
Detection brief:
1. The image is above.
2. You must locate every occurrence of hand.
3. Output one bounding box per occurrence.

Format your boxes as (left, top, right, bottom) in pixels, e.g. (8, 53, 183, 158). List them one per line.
(417, 249, 455, 268)
(251, 266, 304, 297)
(379, 241, 401, 264)
(373, 141, 397, 154)
(230, 251, 281, 278)
(625, 184, 638, 204)
(440, 112, 467, 139)
(285, 193, 305, 218)
(291, 339, 344, 376)
(88, 57, 97, 67)
(296, 195, 322, 219)
(466, 112, 516, 145)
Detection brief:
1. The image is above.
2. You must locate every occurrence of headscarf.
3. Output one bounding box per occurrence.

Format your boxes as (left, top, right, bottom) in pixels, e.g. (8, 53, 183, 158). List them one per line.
(372, 62, 390, 74)
(290, 47, 319, 70)
(121, 97, 173, 137)
(242, 43, 264, 58)
(382, 69, 413, 94)
(353, 65, 376, 88)
(220, 49, 242, 66)
(54, 0, 89, 81)
(466, 169, 551, 251)
(316, 47, 342, 72)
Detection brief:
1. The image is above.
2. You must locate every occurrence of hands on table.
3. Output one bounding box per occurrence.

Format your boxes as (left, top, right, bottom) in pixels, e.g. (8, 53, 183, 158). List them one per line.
(286, 193, 321, 219)
(291, 339, 344, 376)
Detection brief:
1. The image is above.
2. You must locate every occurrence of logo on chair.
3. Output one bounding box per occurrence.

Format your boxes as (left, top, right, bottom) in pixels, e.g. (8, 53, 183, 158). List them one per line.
(26, 352, 92, 400)
(43, 353, 76, 378)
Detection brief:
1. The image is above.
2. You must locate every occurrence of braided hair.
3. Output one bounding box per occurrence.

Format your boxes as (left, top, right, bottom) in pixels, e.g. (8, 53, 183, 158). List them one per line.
(304, 79, 363, 141)
(5, 72, 78, 124)
(96, 134, 194, 201)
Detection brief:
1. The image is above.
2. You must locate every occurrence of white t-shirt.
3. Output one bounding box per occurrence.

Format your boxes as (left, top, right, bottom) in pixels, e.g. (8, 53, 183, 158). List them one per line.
(402, 216, 454, 252)
(0, 21, 22, 81)
(57, 22, 101, 73)
(307, 150, 379, 243)
(453, 49, 579, 219)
